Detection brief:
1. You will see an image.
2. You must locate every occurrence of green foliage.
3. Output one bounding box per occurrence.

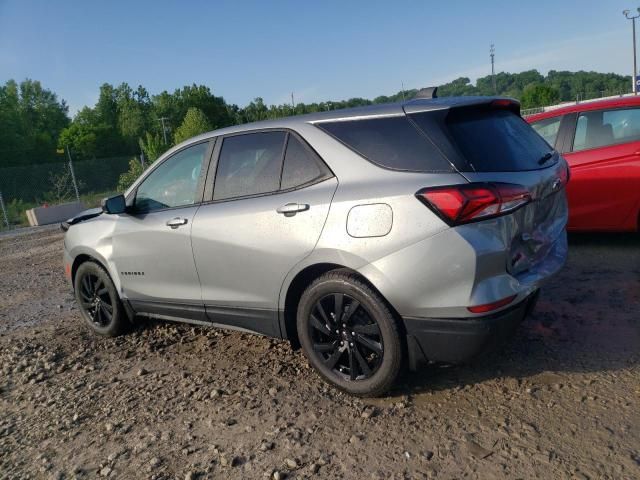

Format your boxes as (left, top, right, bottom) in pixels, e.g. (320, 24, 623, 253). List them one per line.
(520, 84, 561, 109)
(0, 79, 69, 167)
(0, 70, 632, 173)
(139, 132, 167, 163)
(173, 107, 212, 144)
(117, 157, 146, 192)
(5, 198, 33, 227)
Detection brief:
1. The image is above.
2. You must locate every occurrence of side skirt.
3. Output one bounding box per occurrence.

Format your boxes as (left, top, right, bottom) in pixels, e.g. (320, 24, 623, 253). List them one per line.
(127, 300, 282, 339)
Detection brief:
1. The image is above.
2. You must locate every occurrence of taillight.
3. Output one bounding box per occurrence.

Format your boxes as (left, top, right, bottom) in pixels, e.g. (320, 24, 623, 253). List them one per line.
(416, 183, 531, 226)
(467, 295, 517, 313)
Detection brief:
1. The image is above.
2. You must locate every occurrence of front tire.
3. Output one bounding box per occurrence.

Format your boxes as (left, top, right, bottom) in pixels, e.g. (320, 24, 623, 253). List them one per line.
(297, 270, 403, 397)
(74, 262, 129, 337)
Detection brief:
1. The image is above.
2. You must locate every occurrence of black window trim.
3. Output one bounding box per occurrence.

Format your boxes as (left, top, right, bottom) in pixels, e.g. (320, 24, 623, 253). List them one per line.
(202, 127, 334, 205)
(126, 138, 216, 215)
(569, 105, 640, 153)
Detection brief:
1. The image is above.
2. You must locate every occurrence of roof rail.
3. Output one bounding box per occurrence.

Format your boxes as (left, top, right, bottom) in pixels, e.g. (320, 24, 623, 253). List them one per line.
(414, 86, 438, 99)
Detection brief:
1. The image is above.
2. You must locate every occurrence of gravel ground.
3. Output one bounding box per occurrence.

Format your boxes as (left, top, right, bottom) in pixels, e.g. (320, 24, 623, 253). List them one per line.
(0, 227, 638, 480)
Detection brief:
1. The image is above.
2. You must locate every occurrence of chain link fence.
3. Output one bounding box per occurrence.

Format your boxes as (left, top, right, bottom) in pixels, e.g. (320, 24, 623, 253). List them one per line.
(0, 155, 142, 232)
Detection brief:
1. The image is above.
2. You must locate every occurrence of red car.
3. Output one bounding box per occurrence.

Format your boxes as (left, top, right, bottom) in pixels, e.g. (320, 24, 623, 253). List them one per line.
(527, 96, 640, 232)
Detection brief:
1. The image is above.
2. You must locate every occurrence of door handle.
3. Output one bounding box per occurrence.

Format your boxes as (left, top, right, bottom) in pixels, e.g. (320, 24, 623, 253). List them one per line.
(166, 217, 188, 229)
(276, 203, 310, 217)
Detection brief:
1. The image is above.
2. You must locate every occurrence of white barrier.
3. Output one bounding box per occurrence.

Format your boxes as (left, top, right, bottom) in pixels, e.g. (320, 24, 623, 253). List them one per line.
(26, 202, 86, 226)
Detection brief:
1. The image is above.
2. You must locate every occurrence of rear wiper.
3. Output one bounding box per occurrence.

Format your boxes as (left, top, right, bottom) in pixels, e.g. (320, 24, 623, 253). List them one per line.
(538, 151, 555, 165)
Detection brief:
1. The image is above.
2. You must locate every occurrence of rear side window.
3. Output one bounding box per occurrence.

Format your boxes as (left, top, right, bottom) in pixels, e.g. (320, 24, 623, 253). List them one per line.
(214, 132, 286, 200)
(281, 135, 331, 190)
(573, 108, 640, 151)
(438, 109, 553, 172)
(316, 116, 453, 172)
(530, 116, 562, 147)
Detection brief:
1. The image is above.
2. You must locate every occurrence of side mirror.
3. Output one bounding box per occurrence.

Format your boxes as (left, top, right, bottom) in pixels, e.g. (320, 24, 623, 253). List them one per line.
(101, 194, 126, 214)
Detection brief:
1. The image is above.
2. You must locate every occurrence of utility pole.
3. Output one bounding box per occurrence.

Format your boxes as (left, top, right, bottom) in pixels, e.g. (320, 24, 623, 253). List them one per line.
(490, 44, 497, 94)
(401, 81, 406, 101)
(66, 145, 80, 203)
(623, 9, 640, 94)
(157, 117, 170, 144)
(291, 92, 295, 110)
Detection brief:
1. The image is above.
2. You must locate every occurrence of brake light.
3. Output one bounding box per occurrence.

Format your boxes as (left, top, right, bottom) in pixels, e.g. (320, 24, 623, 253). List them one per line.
(467, 295, 517, 313)
(491, 99, 515, 108)
(416, 183, 531, 225)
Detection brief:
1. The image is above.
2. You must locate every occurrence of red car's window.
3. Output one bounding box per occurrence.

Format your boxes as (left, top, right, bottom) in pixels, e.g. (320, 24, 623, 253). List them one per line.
(530, 116, 562, 147)
(573, 107, 640, 151)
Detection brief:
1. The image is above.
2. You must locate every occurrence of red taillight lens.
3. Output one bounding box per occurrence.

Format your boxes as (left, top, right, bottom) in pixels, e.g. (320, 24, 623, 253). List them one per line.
(467, 295, 517, 313)
(491, 99, 516, 109)
(416, 183, 531, 225)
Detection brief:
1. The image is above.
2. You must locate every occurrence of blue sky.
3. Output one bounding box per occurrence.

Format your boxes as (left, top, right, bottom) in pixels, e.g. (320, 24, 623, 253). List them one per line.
(0, 0, 635, 115)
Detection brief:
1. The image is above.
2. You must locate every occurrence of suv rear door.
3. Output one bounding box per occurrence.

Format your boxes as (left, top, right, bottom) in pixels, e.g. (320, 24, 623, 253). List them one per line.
(190, 130, 337, 336)
(407, 101, 568, 279)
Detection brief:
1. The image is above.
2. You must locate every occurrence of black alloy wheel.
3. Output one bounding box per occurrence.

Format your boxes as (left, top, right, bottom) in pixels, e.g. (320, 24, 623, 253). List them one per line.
(74, 261, 129, 337)
(309, 292, 383, 380)
(78, 271, 114, 327)
(297, 270, 403, 397)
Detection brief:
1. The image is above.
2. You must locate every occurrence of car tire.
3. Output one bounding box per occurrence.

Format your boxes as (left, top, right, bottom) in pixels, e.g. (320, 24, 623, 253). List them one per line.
(297, 270, 403, 397)
(74, 261, 129, 337)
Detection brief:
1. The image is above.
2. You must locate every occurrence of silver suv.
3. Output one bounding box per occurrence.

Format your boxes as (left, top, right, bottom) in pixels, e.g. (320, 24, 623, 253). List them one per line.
(62, 93, 568, 396)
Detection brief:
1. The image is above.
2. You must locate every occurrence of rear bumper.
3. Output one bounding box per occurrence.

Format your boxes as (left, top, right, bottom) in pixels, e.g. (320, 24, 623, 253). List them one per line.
(404, 290, 539, 369)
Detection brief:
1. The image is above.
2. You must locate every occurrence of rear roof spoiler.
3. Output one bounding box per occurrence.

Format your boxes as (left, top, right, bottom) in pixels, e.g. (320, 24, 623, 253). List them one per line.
(414, 86, 438, 99)
(404, 96, 520, 116)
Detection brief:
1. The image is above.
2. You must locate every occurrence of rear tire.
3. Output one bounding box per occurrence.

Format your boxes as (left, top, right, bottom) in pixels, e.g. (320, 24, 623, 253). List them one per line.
(74, 262, 129, 337)
(297, 270, 403, 397)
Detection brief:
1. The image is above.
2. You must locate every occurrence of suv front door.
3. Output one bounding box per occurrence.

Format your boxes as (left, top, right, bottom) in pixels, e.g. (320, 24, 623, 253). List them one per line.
(191, 130, 337, 336)
(112, 141, 212, 318)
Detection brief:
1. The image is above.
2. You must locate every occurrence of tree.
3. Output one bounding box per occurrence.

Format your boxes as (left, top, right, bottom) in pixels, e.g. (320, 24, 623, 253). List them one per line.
(520, 84, 561, 109)
(173, 107, 212, 144)
(0, 79, 69, 167)
(117, 157, 145, 192)
(139, 132, 167, 163)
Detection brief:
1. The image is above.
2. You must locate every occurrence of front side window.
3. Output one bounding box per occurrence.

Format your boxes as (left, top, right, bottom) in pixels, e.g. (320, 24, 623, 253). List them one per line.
(213, 131, 286, 200)
(573, 108, 640, 151)
(135, 142, 208, 212)
(530, 116, 562, 147)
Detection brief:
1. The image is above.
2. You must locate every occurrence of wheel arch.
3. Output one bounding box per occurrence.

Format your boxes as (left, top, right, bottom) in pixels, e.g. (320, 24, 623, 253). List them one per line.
(70, 249, 120, 293)
(280, 262, 404, 349)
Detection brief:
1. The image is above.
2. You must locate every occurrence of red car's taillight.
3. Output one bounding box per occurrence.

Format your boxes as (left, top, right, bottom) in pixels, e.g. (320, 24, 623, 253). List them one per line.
(416, 183, 531, 226)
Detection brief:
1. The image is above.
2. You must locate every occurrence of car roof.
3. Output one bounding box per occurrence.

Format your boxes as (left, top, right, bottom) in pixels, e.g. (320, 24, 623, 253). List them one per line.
(527, 95, 640, 122)
(183, 95, 517, 144)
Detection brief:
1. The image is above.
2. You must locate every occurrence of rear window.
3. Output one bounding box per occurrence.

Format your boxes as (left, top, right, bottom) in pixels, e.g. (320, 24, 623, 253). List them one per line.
(316, 116, 453, 172)
(414, 109, 553, 172)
